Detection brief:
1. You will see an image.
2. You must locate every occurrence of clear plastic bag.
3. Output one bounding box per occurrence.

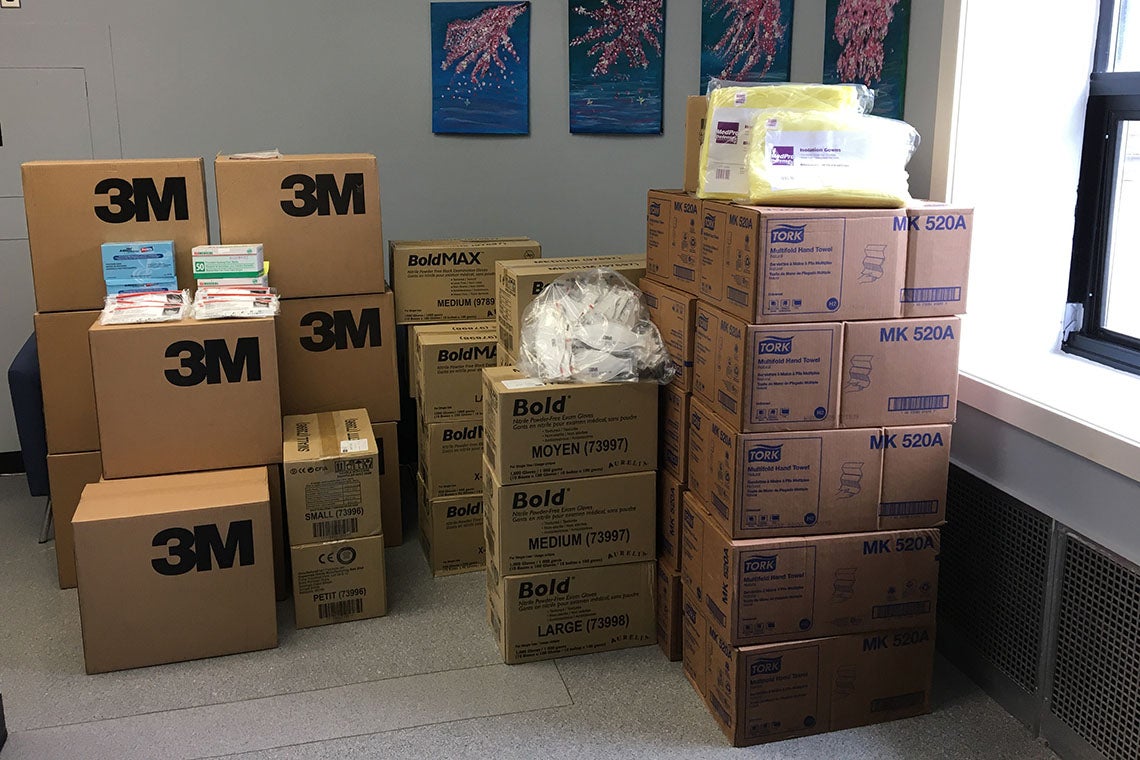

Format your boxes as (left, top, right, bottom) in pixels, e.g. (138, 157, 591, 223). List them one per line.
(192, 286, 280, 319)
(100, 290, 190, 325)
(517, 268, 676, 384)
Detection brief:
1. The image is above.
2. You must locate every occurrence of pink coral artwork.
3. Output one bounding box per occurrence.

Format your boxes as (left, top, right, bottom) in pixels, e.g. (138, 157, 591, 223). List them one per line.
(823, 0, 910, 119)
(700, 0, 793, 92)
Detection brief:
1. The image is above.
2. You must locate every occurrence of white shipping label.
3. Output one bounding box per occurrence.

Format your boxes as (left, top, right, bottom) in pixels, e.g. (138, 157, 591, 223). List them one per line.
(764, 128, 879, 191)
(501, 378, 546, 390)
(340, 439, 369, 453)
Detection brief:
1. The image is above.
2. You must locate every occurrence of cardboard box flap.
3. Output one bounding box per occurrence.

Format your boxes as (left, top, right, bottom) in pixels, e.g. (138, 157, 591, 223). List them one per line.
(23, 157, 205, 170)
(217, 153, 377, 163)
(283, 409, 378, 462)
(74, 467, 269, 523)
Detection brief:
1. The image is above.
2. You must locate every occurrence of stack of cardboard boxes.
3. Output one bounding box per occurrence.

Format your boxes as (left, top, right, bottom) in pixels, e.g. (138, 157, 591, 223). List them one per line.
(641, 103, 973, 747)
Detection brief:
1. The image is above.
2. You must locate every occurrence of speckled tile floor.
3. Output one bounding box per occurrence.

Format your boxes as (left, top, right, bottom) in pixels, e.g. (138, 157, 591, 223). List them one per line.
(0, 474, 1059, 759)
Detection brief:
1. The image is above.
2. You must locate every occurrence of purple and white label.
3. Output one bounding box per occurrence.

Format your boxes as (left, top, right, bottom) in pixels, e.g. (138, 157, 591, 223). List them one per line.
(770, 145, 795, 166)
(715, 121, 740, 145)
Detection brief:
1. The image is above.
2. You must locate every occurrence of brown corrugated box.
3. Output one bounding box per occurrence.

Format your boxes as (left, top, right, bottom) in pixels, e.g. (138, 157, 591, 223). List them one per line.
(670, 195, 702, 294)
(699, 203, 906, 324)
(282, 409, 382, 544)
(681, 587, 707, 696)
(72, 467, 278, 673)
(370, 422, 404, 546)
(416, 329, 498, 423)
(693, 303, 841, 432)
(276, 292, 400, 423)
(389, 238, 540, 324)
(407, 322, 497, 400)
(21, 158, 210, 312)
(880, 425, 952, 529)
(683, 96, 708, 194)
(215, 153, 384, 299)
(902, 202, 973, 317)
(483, 467, 656, 574)
(658, 470, 685, 572)
(840, 318, 961, 428)
(645, 190, 674, 283)
(660, 384, 690, 482)
(482, 367, 658, 485)
(657, 560, 683, 662)
(418, 417, 484, 499)
(680, 492, 710, 601)
(34, 311, 100, 454)
(641, 277, 696, 391)
(89, 317, 282, 479)
(47, 451, 102, 589)
(291, 534, 386, 628)
(417, 474, 485, 576)
(496, 342, 516, 367)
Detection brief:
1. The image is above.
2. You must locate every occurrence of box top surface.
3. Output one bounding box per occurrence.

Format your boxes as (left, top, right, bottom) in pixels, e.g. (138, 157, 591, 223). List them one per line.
(88, 316, 275, 336)
(483, 366, 651, 394)
(498, 254, 645, 273)
(410, 322, 497, 339)
(73, 467, 269, 523)
(215, 153, 376, 164)
(906, 199, 974, 213)
(282, 408, 378, 462)
(416, 330, 498, 348)
(22, 157, 204, 170)
(390, 237, 539, 249)
(720, 204, 905, 219)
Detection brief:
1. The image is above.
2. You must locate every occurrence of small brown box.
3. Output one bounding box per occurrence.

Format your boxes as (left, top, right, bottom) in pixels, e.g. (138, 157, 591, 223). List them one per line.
(34, 310, 100, 454)
(47, 450, 103, 589)
(291, 534, 386, 628)
(417, 475, 485, 577)
(657, 560, 683, 662)
(658, 470, 685, 572)
(418, 417, 484, 499)
(880, 425, 952, 529)
(641, 277, 696, 391)
(659, 385, 690, 482)
(416, 329, 499, 424)
(408, 322, 497, 400)
(902, 202, 973, 317)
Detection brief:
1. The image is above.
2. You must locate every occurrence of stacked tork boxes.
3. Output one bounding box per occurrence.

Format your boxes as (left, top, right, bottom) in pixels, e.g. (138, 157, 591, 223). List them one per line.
(642, 141, 972, 745)
(481, 366, 660, 664)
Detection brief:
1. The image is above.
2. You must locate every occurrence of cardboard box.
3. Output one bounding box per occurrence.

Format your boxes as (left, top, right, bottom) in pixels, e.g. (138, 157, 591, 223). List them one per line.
(699, 523, 940, 646)
(902, 202, 973, 317)
(660, 385, 690, 482)
(46, 451, 102, 589)
(681, 588, 707, 696)
(645, 190, 673, 282)
(417, 474, 485, 576)
(693, 304, 842, 432)
(657, 560, 683, 661)
(641, 277, 696, 391)
(416, 330, 498, 423)
(683, 96, 708, 194)
(90, 317, 281, 478)
(840, 317, 961, 428)
(486, 559, 656, 664)
(670, 194, 702, 294)
(495, 255, 647, 357)
(34, 310, 101, 454)
(418, 417, 484, 499)
(483, 468, 656, 574)
(497, 343, 516, 367)
(680, 492, 710, 601)
(482, 367, 658, 485)
(283, 409, 381, 544)
(407, 322, 497, 399)
(72, 467, 278, 673)
(658, 471, 684, 571)
(21, 158, 210, 312)
(879, 425, 951, 529)
(291, 534, 386, 628)
(699, 203, 907, 324)
(276, 292, 400, 423)
(389, 238, 541, 324)
(215, 153, 384, 299)
(371, 422, 404, 546)
(703, 623, 935, 747)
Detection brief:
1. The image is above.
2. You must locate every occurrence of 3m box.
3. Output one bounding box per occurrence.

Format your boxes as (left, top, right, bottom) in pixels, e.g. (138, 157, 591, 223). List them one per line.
(21, 158, 210, 312)
(291, 534, 386, 628)
(483, 468, 656, 574)
(658, 560, 683, 661)
(416, 330, 498, 423)
(417, 475, 485, 576)
(660, 385, 690, 482)
(101, 241, 176, 283)
(47, 451, 102, 589)
(683, 96, 708, 194)
(370, 422, 404, 546)
(408, 322, 497, 399)
(902, 202, 973, 317)
(418, 418, 484, 499)
(880, 425, 951, 529)
(486, 559, 656, 664)
(699, 203, 906, 324)
(840, 318, 961, 428)
(699, 523, 940, 646)
(215, 153, 384, 299)
(693, 304, 841, 432)
(282, 409, 382, 543)
(90, 317, 281, 479)
(646, 189, 675, 282)
(482, 367, 658, 485)
(34, 310, 100, 454)
(390, 238, 540, 324)
(495, 254, 646, 357)
(72, 467, 277, 673)
(191, 244, 264, 277)
(276, 292, 400, 423)
(658, 471, 685, 571)
(641, 277, 696, 390)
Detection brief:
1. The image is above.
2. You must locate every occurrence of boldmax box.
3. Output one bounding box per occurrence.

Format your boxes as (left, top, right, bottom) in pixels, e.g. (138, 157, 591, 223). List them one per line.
(417, 474, 485, 577)
(482, 367, 658, 485)
(21, 158, 210, 312)
(89, 317, 281, 479)
(418, 418, 484, 499)
(416, 329, 498, 423)
(214, 153, 384, 299)
(389, 237, 541, 324)
(408, 322, 497, 400)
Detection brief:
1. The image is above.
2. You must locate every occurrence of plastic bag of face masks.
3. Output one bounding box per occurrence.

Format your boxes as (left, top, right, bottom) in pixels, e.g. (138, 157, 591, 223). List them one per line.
(745, 109, 920, 207)
(698, 80, 874, 200)
(517, 268, 677, 384)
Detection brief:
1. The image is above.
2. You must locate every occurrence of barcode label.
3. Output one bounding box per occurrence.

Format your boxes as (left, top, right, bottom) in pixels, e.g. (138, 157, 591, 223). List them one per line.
(727, 286, 749, 306)
(872, 600, 932, 619)
(880, 499, 940, 517)
(318, 598, 363, 620)
(900, 287, 962, 304)
(313, 517, 358, 539)
(888, 395, 950, 412)
(716, 167, 732, 180)
(717, 391, 738, 414)
(871, 691, 926, 713)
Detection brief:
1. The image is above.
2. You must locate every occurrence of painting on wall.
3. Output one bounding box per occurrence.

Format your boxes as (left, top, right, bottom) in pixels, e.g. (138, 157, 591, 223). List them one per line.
(823, 0, 910, 119)
(700, 0, 794, 93)
(431, 1, 531, 134)
(568, 0, 666, 135)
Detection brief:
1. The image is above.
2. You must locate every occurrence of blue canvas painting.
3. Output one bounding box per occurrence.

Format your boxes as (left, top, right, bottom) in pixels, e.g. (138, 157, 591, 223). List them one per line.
(700, 0, 794, 93)
(568, 0, 665, 135)
(823, 0, 910, 120)
(431, 1, 530, 135)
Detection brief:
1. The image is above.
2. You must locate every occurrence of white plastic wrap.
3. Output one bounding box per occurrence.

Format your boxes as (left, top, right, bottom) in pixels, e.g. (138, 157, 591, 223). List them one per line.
(517, 268, 676, 384)
(192, 286, 280, 320)
(99, 290, 190, 325)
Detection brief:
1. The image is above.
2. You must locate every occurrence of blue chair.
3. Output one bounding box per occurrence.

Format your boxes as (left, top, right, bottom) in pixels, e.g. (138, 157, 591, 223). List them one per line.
(7, 333, 52, 541)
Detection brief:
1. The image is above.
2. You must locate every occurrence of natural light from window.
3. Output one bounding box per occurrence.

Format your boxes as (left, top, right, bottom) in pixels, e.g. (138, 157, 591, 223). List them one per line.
(1116, 0, 1138, 70)
(1104, 121, 1140, 337)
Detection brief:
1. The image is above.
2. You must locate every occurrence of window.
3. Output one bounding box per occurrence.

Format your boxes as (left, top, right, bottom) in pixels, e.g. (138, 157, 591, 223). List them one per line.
(1066, 0, 1140, 373)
